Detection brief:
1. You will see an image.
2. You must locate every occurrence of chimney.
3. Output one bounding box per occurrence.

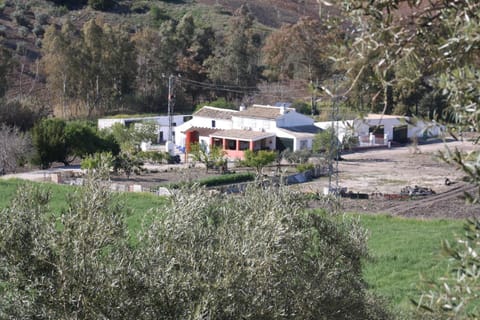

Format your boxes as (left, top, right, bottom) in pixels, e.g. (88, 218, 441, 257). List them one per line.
(239, 104, 246, 111)
(280, 103, 287, 115)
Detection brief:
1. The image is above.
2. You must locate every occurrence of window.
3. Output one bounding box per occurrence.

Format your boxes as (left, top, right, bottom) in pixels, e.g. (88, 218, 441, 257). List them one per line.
(212, 120, 216, 128)
(239, 140, 249, 150)
(226, 139, 236, 150)
(300, 140, 308, 150)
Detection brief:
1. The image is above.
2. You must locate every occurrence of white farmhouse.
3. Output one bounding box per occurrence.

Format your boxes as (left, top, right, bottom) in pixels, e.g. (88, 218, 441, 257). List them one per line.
(175, 104, 322, 159)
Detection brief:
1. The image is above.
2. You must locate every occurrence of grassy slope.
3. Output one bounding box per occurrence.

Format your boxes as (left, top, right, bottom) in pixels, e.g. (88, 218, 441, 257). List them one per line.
(358, 214, 463, 313)
(0, 179, 464, 314)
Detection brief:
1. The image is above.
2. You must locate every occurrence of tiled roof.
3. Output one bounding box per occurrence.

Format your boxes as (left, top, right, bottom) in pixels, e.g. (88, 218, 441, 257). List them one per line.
(210, 129, 275, 141)
(235, 105, 292, 120)
(194, 106, 237, 120)
(183, 127, 223, 137)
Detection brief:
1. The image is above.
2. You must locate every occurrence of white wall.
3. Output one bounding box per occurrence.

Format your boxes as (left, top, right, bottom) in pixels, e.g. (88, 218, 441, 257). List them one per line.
(316, 117, 445, 144)
(98, 115, 187, 143)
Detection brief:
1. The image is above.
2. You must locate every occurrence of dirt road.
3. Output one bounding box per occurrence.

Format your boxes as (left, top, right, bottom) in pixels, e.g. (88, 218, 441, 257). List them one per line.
(299, 139, 480, 218)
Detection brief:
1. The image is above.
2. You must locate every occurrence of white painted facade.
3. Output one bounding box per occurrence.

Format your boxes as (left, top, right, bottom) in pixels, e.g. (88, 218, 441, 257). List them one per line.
(98, 115, 188, 143)
(315, 114, 445, 146)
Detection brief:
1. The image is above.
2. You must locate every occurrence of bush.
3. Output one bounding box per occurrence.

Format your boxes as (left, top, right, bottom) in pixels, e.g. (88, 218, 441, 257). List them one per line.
(0, 25, 7, 37)
(32, 23, 44, 37)
(50, 5, 68, 17)
(0, 99, 50, 131)
(165, 172, 255, 189)
(296, 162, 314, 173)
(137, 150, 169, 164)
(0, 174, 391, 319)
(194, 97, 236, 112)
(35, 12, 49, 25)
(149, 6, 169, 23)
(139, 184, 391, 319)
(15, 41, 26, 55)
(17, 25, 29, 37)
(88, 0, 114, 11)
(12, 9, 29, 27)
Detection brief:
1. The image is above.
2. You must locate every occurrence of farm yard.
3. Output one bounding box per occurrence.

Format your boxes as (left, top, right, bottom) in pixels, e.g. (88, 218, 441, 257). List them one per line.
(299, 138, 480, 218)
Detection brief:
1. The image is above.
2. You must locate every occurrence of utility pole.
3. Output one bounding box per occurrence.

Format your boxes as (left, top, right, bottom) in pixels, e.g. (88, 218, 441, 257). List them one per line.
(167, 74, 175, 143)
(165, 74, 176, 156)
(327, 76, 340, 196)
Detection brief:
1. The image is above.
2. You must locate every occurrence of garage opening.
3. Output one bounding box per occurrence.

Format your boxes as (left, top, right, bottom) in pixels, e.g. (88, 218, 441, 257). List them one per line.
(393, 125, 408, 143)
(276, 137, 293, 152)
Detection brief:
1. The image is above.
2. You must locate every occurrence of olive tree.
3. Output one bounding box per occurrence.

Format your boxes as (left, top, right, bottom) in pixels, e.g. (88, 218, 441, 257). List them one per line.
(137, 183, 391, 319)
(0, 174, 391, 319)
(344, 1, 480, 317)
(0, 174, 139, 319)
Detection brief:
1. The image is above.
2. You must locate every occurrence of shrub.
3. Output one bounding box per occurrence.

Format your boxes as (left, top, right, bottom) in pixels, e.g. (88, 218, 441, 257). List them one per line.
(32, 23, 44, 37)
(164, 172, 255, 189)
(17, 25, 29, 37)
(149, 6, 169, 23)
(194, 97, 236, 112)
(35, 12, 49, 25)
(296, 162, 314, 173)
(0, 99, 50, 131)
(50, 5, 68, 17)
(138, 184, 391, 319)
(88, 0, 114, 11)
(137, 150, 169, 164)
(12, 9, 29, 27)
(0, 174, 391, 319)
(0, 25, 7, 37)
(15, 41, 26, 55)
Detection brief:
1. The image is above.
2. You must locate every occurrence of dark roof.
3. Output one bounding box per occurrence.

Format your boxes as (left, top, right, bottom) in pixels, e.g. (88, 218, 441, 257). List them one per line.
(194, 106, 237, 120)
(210, 129, 275, 141)
(235, 105, 290, 120)
(281, 125, 323, 134)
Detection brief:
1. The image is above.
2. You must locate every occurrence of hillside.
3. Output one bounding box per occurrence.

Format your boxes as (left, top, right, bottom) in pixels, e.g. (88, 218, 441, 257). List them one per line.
(0, 0, 333, 106)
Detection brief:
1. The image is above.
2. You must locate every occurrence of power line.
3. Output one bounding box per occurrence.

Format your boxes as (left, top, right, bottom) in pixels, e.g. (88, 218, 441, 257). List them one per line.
(175, 76, 259, 94)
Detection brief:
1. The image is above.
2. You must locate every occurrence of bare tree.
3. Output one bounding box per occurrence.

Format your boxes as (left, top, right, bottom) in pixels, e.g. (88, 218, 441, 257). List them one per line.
(0, 124, 31, 174)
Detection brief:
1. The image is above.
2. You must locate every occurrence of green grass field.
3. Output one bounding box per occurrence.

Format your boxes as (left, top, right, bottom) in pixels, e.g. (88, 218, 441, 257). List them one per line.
(0, 179, 464, 315)
(358, 214, 463, 313)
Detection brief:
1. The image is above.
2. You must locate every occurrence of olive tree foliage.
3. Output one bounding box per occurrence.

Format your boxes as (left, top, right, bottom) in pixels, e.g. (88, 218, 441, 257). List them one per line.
(137, 184, 390, 319)
(0, 175, 390, 319)
(0, 174, 138, 319)
(0, 124, 31, 174)
(344, 1, 480, 317)
(414, 218, 480, 319)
